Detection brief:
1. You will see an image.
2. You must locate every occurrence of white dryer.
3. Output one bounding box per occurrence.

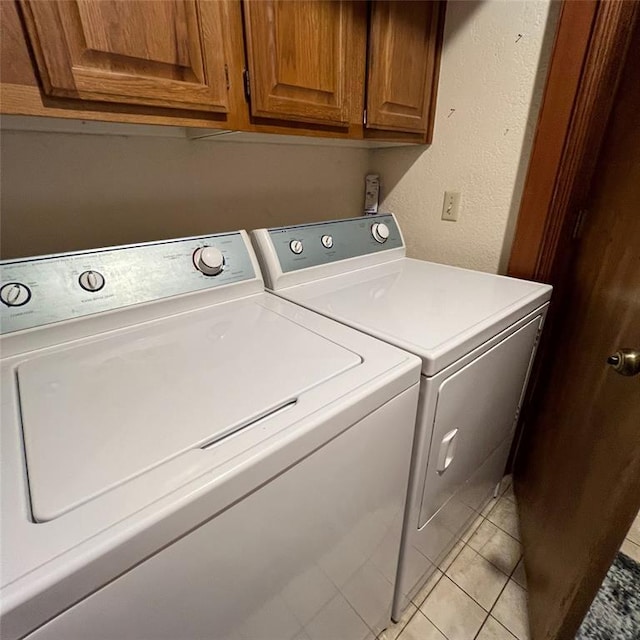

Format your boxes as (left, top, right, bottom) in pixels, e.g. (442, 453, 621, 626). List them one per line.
(252, 214, 552, 620)
(0, 231, 421, 639)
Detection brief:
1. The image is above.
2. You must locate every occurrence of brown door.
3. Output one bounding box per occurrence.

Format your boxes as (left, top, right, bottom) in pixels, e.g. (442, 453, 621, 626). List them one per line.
(19, 0, 245, 114)
(366, 1, 443, 138)
(516, 17, 640, 640)
(242, 0, 366, 127)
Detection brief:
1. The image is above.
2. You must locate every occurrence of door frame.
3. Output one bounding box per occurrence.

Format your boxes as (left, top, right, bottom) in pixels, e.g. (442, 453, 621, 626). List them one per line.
(506, 0, 639, 469)
(507, 0, 638, 285)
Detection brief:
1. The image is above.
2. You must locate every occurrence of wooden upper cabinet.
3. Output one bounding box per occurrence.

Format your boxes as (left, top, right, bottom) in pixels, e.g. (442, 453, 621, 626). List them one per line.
(242, 1, 367, 127)
(19, 0, 245, 113)
(4, 0, 444, 141)
(366, 1, 444, 137)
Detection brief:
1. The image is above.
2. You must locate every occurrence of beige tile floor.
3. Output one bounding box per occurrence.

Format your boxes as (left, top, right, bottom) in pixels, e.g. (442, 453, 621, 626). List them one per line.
(379, 486, 640, 640)
(380, 477, 530, 640)
(621, 509, 640, 563)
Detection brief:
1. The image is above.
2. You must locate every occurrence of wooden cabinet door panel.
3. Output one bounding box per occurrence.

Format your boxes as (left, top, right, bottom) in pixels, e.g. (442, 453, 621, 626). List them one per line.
(367, 1, 443, 136)
(20, 0, 242, 112)
(243, 1, 366, 126)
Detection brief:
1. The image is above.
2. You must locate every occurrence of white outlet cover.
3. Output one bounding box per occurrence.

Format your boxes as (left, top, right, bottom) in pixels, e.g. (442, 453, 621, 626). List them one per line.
(442, 191, 461, 222)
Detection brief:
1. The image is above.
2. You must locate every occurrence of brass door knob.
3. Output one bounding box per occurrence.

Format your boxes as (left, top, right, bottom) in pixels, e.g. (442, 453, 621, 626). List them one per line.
(607, 349, 640, 377)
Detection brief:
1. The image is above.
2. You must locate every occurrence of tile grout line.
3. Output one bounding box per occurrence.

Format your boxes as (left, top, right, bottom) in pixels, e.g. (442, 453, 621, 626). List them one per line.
(486, 517, 521, 542)
(469, 577, 516, 640)
(418, 599, 470, 640)
(466, 515, 521, 568)
(485, 497, 522, 544)
(415, 489, 510, 637)
(469, 489, 523, 640)
(397, 595, 431, 638)
(440, 535, 469, 571)
(430, 573, 491, 640)
(411, 569, 443, 609)
(397, 480, 515, 639)
(386, 569, 445, 639)
(471, 547, 525, 640)
(439, 480, 516, 640)
(414, 521, 488, 639)
(420, 517, 510, 639)
(380, 608, 412, 640)
(441, 543, 514, 618)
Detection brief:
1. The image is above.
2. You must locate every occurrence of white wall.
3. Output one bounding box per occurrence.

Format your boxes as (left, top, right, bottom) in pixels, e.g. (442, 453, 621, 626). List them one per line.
(372, 0, 559, 273)
(0, 132, 369, 259)
(0, 0, 559, 266)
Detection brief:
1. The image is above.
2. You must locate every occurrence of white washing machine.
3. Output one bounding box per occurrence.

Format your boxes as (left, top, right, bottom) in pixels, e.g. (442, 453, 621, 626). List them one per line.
(0, 230, 421, 640)
(252, 214, 553, 620)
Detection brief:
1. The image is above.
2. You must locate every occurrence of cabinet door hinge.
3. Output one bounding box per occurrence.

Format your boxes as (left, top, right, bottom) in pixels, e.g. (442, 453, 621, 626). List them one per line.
(573, 208, 588, 239)
(224, 64, 230, 91)
(243, 69, 251, 102)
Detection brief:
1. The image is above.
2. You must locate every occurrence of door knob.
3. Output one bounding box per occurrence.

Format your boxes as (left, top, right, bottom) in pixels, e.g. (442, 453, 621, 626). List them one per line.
(607, 349, 640, 376)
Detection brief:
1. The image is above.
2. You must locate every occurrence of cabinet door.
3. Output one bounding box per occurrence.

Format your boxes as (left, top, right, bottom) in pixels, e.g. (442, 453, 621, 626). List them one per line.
(19, 0, 244, 113)
(366, 1, 444, 137)
(243, 1, 366, 127)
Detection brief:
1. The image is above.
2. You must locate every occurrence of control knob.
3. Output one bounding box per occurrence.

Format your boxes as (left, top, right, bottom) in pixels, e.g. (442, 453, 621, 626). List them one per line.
(321, 235, 334, 249)
(79, 270, 105, 292)
(290, 239, 304, 255)
(0, 282, 31, 307)
(371, 222, 390, 244)
(194, 246, 225, 276)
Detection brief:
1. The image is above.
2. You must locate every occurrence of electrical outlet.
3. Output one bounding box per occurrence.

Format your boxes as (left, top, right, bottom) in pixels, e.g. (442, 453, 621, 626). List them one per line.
(441, 191, 461, 222)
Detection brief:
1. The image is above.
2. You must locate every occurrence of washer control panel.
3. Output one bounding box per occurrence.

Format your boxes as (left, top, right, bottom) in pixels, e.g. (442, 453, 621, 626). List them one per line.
(0, 232, 255, 334)
(267, 214, 402, 273)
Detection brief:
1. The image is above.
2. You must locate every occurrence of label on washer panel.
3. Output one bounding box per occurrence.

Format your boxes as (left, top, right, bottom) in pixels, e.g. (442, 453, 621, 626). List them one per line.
(268, 214, 403, 273)
(0, 233, 256, 334)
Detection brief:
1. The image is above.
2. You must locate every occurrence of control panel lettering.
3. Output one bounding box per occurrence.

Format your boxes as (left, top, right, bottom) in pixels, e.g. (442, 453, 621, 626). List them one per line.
(0, 233, 255, 334)
(268, 214, 403, 273)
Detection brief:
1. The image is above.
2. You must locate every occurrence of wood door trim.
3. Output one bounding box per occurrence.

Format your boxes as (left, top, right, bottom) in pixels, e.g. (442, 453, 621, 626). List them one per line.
(506, 0, 596, 280)
(507, 0, 639, 477)
(508, 0, 638, 284)
(538, 0, 639, 285)
(507, 0, 640, 489)
(507, 0, 639, 284)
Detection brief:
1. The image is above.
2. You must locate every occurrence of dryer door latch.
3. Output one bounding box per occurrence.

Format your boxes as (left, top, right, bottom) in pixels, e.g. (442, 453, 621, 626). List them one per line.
(437, 428, 458, 475)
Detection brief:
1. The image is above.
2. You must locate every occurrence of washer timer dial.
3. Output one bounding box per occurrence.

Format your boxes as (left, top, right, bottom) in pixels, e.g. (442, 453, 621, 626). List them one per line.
(193, 246, 225, 276)
(290, 240, 304, 255)
(371, 222, 390, 244)
(321, 235, 334, 249)
(79, 270, 105, 292)
(0, 282, 31, 307)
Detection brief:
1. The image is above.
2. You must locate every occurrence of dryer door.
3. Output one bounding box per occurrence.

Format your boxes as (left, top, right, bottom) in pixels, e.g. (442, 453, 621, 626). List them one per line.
(418, 316, 542, 528)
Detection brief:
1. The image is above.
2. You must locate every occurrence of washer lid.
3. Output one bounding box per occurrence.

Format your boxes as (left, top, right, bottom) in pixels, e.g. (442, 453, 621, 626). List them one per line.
(279, 258, 552, 375)
(18, 300, 361, 522)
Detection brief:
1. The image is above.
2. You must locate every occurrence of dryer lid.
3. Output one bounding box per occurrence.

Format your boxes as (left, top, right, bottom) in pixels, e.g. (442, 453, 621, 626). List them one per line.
(17, 300, 361, 522)
(280, 258, 552, 375)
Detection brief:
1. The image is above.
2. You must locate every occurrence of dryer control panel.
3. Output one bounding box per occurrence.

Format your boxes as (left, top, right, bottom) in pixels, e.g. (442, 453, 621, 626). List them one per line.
(0, 233, 256, 334)
(265, 214, 403, 273)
